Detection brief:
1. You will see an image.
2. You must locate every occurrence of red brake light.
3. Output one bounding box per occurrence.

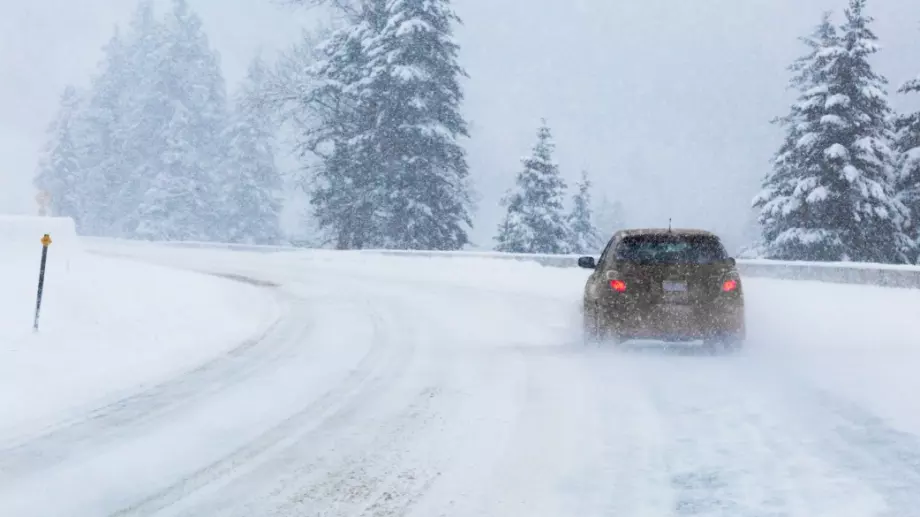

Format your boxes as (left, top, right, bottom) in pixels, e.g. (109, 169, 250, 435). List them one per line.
(722, 279, 738, 292)
(609, 280, 627, 292)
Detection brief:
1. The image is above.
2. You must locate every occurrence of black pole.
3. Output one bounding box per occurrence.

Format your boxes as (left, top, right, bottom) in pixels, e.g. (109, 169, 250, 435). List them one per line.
(33, 235, 51, 332)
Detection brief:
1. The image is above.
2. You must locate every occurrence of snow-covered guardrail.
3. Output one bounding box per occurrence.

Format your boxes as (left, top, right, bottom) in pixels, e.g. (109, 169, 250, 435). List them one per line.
(736, 258, 920, 288)
(361, 249, 920, 288)
(83, 237, 920, 289)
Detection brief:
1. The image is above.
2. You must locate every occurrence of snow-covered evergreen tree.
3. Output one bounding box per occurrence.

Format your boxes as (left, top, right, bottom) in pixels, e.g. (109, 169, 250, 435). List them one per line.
(567, 170, 601, 254)
(280, 0, 473, 250)
(135, 0, 229, 241)
(360, 0, 474, 250)
(894, 69, 920, 261)
(752, 4, 912, 263)
(494, 120, 570, 254)
(34, 86, 89, 228)
(222, 56, 284, 244)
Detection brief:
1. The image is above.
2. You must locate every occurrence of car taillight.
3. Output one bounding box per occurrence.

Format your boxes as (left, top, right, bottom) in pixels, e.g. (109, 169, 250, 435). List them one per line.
(609, 280, 627, 292)
(722, 279, 738, 292)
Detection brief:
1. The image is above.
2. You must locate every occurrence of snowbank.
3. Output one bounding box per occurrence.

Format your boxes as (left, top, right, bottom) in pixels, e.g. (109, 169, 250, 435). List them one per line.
(0, 215, 80, 258)
(0, 218, 282, 436)
(0, 215, 80, 277)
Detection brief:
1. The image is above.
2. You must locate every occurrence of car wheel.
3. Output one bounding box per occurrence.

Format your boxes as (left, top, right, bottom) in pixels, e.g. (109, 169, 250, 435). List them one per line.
(602, 317, 623, 345)
(596, 308, 625, 345)
(728, 335, 745, 351)
(703, 333, 744, 354)
(583, 303, 599, 345)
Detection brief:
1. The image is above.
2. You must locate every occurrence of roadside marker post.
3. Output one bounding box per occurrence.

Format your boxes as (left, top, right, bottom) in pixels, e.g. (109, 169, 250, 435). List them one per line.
(33, 234, 52, 332)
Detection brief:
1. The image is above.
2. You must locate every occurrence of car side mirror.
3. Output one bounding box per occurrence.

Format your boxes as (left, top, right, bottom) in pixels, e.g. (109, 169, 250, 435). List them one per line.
(726, 257, 736, 266)
(577, 256, 597, 269)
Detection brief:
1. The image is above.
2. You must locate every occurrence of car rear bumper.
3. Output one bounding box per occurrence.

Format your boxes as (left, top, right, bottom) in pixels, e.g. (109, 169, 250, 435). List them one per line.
(600, 301, 745, 341)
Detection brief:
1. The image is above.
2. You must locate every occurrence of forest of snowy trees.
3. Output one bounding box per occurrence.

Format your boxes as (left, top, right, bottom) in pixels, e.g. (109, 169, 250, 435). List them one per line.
(35, 0, 612, 250)
(35, 0, 284, 243)
(34, 0, 920, 263)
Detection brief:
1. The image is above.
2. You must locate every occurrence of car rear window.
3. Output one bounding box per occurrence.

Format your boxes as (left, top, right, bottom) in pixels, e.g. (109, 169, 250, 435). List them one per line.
(614, 234, 729, 264)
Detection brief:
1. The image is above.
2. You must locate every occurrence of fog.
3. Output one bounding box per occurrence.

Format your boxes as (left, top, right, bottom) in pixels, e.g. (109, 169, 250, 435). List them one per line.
(2, 0, 918, 250)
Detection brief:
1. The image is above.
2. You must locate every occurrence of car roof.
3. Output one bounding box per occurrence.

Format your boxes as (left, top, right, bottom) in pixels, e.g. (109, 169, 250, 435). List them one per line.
(615, 228, 720, 238)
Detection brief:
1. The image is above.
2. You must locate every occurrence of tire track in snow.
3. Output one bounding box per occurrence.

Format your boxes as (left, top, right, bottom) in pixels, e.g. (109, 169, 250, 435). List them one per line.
(650, 375, 789, 517)
(154, 292, 465, 517)
(107, 298, 419, 516)
(147, 284, 538, 517)
(568, 348, 672, 517)
(262, 386, 447, 517)
(0, 286, 299, 484)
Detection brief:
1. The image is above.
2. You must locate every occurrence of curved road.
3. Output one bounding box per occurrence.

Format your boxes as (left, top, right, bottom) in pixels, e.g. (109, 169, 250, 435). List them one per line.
(2, 245, 919, 516)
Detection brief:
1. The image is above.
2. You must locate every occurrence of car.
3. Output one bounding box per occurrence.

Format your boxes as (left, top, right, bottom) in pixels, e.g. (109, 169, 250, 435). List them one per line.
(577, 228, 745, 351)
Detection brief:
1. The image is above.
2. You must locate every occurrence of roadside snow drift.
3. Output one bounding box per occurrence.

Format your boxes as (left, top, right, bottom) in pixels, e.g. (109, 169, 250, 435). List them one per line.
(0, 217, 281, 436)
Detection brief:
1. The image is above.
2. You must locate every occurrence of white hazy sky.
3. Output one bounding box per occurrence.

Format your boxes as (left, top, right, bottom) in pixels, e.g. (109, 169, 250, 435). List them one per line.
(2, 0, 919, 250)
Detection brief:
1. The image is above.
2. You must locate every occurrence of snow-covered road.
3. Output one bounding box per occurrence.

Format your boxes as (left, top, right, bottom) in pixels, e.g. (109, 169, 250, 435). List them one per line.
(4, 241, 920, 517)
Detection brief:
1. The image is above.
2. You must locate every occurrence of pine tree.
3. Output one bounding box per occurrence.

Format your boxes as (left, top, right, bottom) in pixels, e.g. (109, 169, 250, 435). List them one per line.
(494, 120, 571, 254)
(753, 13, 845, 261)
(894, 67, 920, 261)
(34, 86, 89, 228)
(282, 0, 473, 250)
(752, 4, 912, 263)
(567, 170, 601, 254)
(222, 56, 284, 244)
(360, 0, 474, 250)
(133, 0, 229, 241)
